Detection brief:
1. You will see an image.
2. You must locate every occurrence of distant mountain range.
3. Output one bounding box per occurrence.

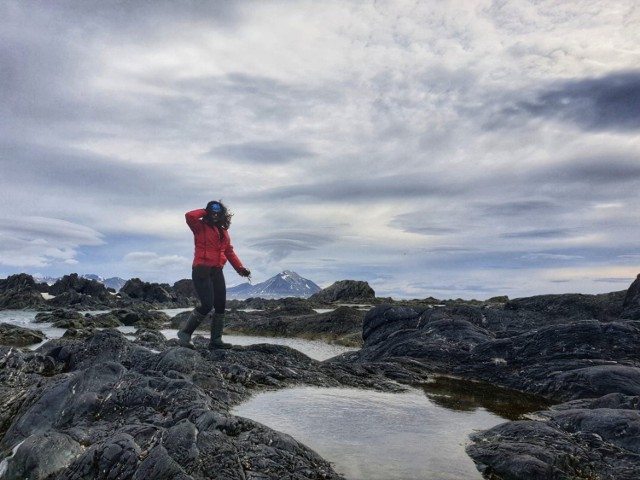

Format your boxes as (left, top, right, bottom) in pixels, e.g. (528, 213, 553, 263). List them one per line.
(228, 270, 321, 299)
(34, 274, 127, 292)
(32, 270, 320, 299)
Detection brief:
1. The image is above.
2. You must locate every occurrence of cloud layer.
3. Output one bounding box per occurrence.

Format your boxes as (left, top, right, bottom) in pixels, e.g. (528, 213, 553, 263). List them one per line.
(1, 0, 639, 298)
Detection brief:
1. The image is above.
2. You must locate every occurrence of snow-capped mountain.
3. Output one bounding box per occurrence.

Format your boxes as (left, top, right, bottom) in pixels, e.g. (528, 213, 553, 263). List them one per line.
(228, 271, 321, 299)
(33, 274, 127, 292)
(32, 275, 61, 286)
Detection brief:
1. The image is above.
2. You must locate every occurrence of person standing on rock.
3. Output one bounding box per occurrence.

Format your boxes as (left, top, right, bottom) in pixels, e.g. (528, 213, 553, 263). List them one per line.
(178, 200, 251, 349)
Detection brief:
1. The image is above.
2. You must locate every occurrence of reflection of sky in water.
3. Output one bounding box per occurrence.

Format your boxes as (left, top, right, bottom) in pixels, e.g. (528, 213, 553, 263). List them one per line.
(1, 309, 354, 360)
(233, 386, 501, 480)
(158, 329, 355, 361)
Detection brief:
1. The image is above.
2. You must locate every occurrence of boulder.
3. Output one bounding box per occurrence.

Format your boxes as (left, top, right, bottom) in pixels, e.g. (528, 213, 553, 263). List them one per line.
(0, 273, 39, 292)
(0, 323, 46, 346)
(107, 308, 170, 329)
(172, 279, 197, 300)
(120, 278, 174, 304)
(310, 280, 375, 303)
(467, 394, 640, 480)
(0, 273, 46, 309)
(49, 273, 113, 301)
(34, 309, 85, 324)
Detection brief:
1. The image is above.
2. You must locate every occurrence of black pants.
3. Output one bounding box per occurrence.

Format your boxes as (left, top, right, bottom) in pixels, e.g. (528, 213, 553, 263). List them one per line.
(192, 265, 226, 315)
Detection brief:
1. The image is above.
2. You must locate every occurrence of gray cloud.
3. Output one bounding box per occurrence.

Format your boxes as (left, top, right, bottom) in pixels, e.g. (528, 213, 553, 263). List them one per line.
(248, 231, 334, 262)
(478, 200, 561, 217)
(0, 141, 204, 212)
(0, 216, 104, 268)
(502, 229, 574, 239)
(390, 212, 460, 236)
(534, 155, 640, 185)
(486, 71, 640, 132)
(1, 1, 639, 298)
(206, 140, 315, 164)
(258, 174, 466, 203)
(524, 71, 640, 131)
(2, 1, 242, 36)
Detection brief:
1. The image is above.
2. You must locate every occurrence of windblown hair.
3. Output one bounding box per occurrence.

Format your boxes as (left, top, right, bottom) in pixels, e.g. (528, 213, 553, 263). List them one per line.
(205, 200, 233, 229)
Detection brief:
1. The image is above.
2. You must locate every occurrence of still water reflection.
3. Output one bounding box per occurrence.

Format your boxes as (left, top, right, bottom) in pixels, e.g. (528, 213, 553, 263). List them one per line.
(233, 379, 550, 480)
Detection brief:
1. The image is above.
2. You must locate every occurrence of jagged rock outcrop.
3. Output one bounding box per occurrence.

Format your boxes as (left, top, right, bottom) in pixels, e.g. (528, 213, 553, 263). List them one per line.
(119, 278, 174, 304)
(0, 273, 46, 309)
(43, 273, 117, 309)
(49, 273, 112, 300)
(309, 280, 375, 303)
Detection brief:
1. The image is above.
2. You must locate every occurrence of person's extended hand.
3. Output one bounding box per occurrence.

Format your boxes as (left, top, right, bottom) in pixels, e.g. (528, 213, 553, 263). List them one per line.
(237, 267, 251, 278)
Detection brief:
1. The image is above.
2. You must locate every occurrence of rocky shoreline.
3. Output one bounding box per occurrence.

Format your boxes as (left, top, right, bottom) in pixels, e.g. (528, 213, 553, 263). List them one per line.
(2, 273, 640, 479)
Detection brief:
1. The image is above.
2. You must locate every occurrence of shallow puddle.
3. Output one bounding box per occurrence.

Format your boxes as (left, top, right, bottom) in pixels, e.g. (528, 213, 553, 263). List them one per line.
(233, 380, 550, 480)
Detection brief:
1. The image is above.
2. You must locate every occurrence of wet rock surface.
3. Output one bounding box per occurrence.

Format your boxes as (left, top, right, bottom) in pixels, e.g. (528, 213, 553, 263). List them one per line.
(336, 288, 640, 479)
(309, 280, 375, 303)
(0, 323, 46, 347)
(225, 306, 367, 347)
(4, 273, 640, 479)
(0, 329, 400, 480)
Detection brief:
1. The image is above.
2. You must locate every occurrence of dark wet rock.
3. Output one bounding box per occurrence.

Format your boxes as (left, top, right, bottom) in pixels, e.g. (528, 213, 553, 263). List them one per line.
(49, 273, 112, 300)
(172, 278, 197, 300)
(622, 273, 640, 319)
(457, 320, 640, 400)
(44, 273, 116, 309)
(1, 431, 84, 480)
(133, 328, 167, 350)
(34, 309, 85, 324)
(0, 328, 401, 479)
(0, 274, 46, 309)
(353, 304, 640, 400)
(504, 290, 626, 322)
(357, 305, 494, 370)
(310, 280, 375, 303)
(34, 308, 135, 329)
(467, 394, 640, 480)
(107, 308, 170, 329)
(120, 278, 174, 303)
(263, 304, 318, 317)
(169, 309, 196, 330)
(225, 306, 366, 347)
(334, 275, 640, 480)
(0, 273, 40, 292)
(0, 323, 46, 347)
(228, 296, 325, 312)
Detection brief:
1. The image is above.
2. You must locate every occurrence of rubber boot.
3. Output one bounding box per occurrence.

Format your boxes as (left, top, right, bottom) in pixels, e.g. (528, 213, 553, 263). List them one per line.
(208, 313, 232, 350)
(177, 309, 206, 349)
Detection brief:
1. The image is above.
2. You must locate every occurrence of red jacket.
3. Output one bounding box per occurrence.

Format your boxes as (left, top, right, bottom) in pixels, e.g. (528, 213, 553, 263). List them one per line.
(185, 209, 245, 270)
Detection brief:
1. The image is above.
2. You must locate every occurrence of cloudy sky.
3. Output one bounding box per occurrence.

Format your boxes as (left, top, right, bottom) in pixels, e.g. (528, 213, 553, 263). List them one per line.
(1, 0, 639, 299)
